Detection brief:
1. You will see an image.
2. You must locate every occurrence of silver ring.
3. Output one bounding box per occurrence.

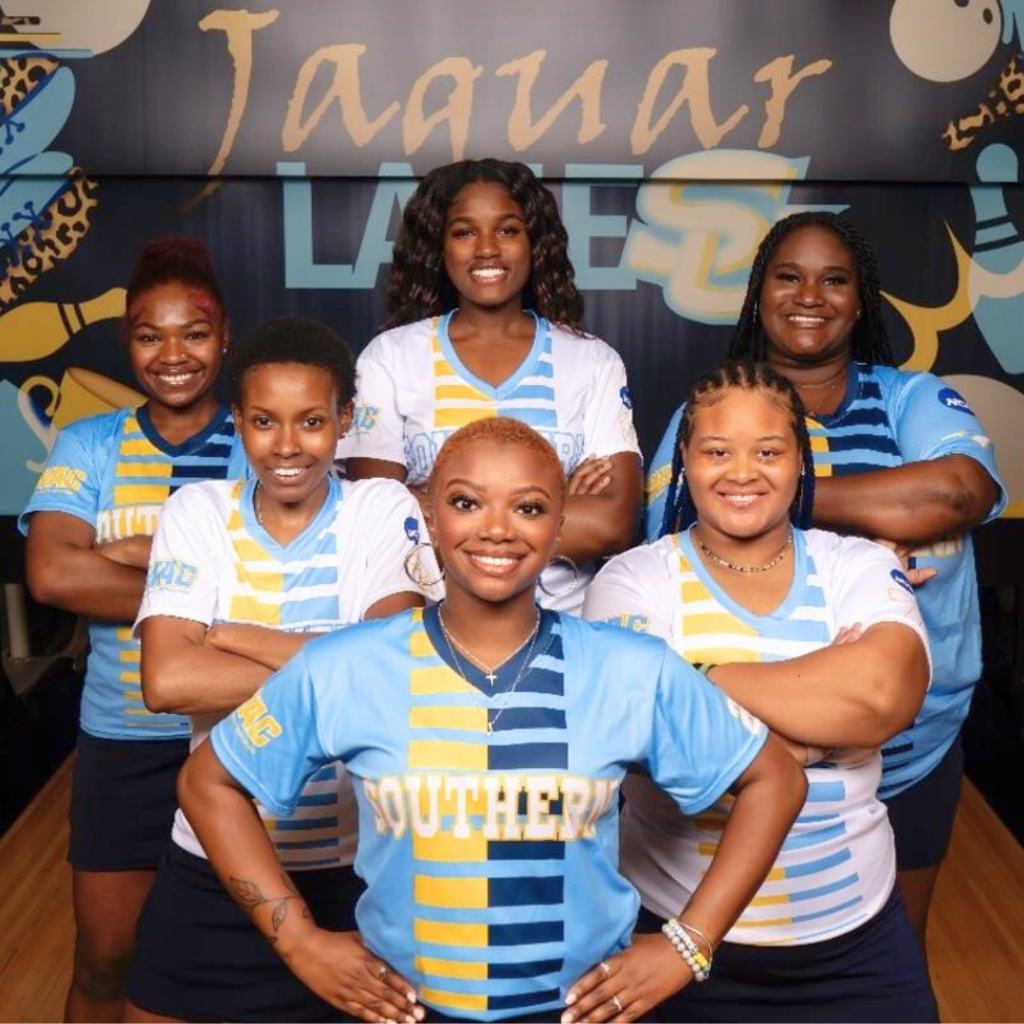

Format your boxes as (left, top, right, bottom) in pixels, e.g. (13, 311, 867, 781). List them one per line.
(599, 961, 612, 979)
(378, 964, 387, 981)
(611, 994, 623, 1013)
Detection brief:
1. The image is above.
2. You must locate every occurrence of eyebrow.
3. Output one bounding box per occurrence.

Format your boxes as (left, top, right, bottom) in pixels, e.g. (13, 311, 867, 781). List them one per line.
(131, 317, 213, 329)
(444, 478, 553, 499)
(771, 260, 852, 273)
(246, 405, 329, 415)
(447, 211, 524, 225)
(696, 434, 789, 442)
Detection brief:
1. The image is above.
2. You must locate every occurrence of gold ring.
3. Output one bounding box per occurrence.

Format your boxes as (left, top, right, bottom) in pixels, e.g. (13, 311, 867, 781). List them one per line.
(612, 994, 623, 1013)
(599, 961, 612, 979)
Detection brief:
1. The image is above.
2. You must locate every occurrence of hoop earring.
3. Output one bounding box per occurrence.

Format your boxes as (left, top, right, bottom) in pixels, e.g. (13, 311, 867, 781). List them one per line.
(404, 543, 445, 589)
(537, 554, 581, 599)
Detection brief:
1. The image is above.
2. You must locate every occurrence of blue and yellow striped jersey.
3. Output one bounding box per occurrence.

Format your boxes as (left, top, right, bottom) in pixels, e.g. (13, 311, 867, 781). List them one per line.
(211, 608, 766, 1021)
(20, 404, 247, 740)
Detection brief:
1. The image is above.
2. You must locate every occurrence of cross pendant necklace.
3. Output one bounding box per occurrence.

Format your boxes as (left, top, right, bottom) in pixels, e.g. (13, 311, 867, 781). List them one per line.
(485, 670, 498, 687)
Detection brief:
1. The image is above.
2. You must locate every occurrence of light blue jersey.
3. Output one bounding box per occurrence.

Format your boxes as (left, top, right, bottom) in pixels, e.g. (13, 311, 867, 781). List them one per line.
(645, 365, 1005, 795)
(19, 405, 248, 740)
(211, 607, 766, 1022)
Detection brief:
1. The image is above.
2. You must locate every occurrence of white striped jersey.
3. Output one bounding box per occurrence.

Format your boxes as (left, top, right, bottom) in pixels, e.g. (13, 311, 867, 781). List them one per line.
(337, 312, 641, 612)
(584, 528, 931, 945)
(19, 405, 248, 740)
(135, 475, 428, 869)
(210, 608, 766, 1021)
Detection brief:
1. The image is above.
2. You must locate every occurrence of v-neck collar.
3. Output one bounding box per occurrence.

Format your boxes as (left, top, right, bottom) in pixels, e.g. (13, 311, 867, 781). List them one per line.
(135, 402, 231, 456)
(423, 603, 557, 697)
(679, 527, 809, 630)
(438, 309, 547, 400)
(240, 475, 340, 559)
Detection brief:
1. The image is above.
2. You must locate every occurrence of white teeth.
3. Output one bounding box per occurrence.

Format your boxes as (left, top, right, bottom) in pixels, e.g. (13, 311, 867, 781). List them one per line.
(157, 372, 198, 384)
(473, 555, 517, 566)
(272, 467, 305, 478)
(722, 494, 759, 506)
(787, 315, 826, 326)
(471, 267, 506, 280)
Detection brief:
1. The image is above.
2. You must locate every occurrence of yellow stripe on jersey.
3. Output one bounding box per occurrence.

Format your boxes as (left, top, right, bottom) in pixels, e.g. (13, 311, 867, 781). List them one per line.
(230, 538, 275, 562)
(409, 706, 488, 732)
(117, 439, 161, 457)
(115, 461, 173, 478)
(228, 596, 282, 626)
(234, 564, 285, 592)
(123, 689, 144, 700)
(435, 405, 497, 429)
(419, 988, 487, 1012)
(414, 920, 488, 947)
(119, 649, 140, 663)
(413, 829, 487, 862)
(411, 665, 476, 695)
(681, 611, 760, 638)
(750, 892, 791, 907)
(415, 956, 487, 980)
(732, 915, 794, 929)
(436, 384, 492, 402)
(408, 740, 487, 771)
(410, 628, 434, 658)
(415, 874, 488, 908)
(120, 671, 140, 683)
(116, 627, 133, 642)
(114, 484, 171, 505)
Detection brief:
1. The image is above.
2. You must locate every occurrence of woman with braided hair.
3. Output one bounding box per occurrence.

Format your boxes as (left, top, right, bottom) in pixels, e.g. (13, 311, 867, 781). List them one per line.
(644, 212, 1005, 954)
(339, 158, 642, 614)
(586, 360, 937, 1022)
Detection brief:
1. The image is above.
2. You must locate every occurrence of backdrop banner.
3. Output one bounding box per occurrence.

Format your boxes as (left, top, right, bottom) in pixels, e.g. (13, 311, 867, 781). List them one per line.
(1, 1, 1022, 527)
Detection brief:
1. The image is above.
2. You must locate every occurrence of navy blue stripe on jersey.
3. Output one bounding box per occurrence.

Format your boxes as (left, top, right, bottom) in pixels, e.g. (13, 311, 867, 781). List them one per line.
(822, 433, 900, 456)
(489, 743, 568, 770)
(490, 920, 564, 945)
(489, 959, 563, 979)
(488, 840, 565, 860)
(489, 989, 562, 1012)
(489, 875, 564, 907)
(489, 707, 566, 732)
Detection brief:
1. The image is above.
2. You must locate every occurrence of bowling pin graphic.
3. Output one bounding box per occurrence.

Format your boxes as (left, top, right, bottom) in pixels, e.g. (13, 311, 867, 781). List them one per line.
(0, 286, 125, 362)
(968, 143, 1024, 374)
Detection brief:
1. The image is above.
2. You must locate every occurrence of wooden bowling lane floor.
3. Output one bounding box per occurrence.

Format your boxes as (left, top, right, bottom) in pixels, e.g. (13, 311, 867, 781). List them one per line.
(1, 755, 1023, 1022)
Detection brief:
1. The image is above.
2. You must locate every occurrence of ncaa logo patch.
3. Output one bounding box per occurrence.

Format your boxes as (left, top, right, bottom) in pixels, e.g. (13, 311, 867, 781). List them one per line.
(890, 568, 914, 595)
(619, 386, 633, 410)
(404, 516, 420, 543)
(937, 387, 974, 416)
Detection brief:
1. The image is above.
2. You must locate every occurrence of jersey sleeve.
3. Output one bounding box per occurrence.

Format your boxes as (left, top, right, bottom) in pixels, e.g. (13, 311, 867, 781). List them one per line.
(209, 646, 335, 817)
(360, 481, 437, 609)
(583, 546, 673, 642)
(646, 645, 768, 815)
(336, 339, 408, 467)
(134, 485, 221, 633)
(892, 373, 1006, 522)
(582, 343, 641, 461)
(18, 421, 104, 534)
(828, 535, 933, 683)
(644, 404, 684, 542)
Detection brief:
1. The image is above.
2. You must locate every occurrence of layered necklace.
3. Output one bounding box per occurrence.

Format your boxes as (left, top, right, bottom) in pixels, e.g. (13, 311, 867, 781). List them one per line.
(792, 362, 848, 417)
(438, 605, 541, 735)
(693, 528, 793, 574)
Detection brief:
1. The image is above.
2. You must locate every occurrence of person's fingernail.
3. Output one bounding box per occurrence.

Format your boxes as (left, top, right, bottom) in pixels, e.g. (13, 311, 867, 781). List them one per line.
(565, 991, 577, 1005)
(413, 1007, 425, 1021)
(603, 475, 611, 484)
(561, 1013, 575, 1024)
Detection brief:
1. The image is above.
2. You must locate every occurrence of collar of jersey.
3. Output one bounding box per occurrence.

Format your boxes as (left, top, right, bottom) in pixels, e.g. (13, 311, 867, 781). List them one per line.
(422, 602, 557, 697)
(807, 361, 869, 426)
(438, 309, 547, 400)
(240, 473, 340, 559)
(679, 525, 811, 631)
(135, 402, 232, 456)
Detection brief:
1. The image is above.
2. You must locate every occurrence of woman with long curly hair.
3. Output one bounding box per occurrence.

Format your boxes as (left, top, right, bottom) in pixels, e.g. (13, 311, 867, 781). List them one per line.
(340, 158, 642, 613)
(644, 212, 1004, 955)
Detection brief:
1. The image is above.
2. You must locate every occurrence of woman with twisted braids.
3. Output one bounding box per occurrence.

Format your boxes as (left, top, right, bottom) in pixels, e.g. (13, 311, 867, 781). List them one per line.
(644, 212, 1005, 955)
(339, 158, 642, 614)
(586, 361, 937, 1022)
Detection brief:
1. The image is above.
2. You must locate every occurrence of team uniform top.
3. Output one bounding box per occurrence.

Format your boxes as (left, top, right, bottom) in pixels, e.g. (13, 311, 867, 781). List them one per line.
(135, 475, 428, 870)
(644, 365, 1004, 796)
(337, 312, 641, 612)
(584, 528, 932, 946)
(210, 606, 766, 1022)
(19, 404, 247, 741)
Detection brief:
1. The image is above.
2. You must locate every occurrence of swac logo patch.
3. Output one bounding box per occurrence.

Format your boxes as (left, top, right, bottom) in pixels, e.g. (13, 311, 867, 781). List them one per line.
(351, 403, 380, 435)
(235, 693, 282, 748)
(404, 516, 420, 543)
(146, 559, 198, 592)
(619, 385, 633, 410)
(891, 568, 914, 595)
(938, 388, 974, 415)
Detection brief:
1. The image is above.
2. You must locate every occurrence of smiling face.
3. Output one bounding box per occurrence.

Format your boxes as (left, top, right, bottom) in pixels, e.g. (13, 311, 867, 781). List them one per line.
(128, 280, 225, 411)
(443, 180, 532, 315)
(683, 388, 801, 549)
(430, 438, 563, 607)
(234, 362, 352, 517)
(759, 225, 861, 367)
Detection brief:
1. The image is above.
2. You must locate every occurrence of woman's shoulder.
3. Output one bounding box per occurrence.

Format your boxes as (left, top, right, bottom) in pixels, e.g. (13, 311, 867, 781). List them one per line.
(57, 405, 135, 448)
(362, 317, 439, 360)
(801, 526, 900, 573)
(559, 610, 670, 659)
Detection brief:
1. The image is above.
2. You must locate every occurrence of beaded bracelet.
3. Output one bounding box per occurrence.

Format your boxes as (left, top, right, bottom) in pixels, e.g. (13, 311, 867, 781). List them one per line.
(690, 662, 718, 679)
(660, 918, 712, 982)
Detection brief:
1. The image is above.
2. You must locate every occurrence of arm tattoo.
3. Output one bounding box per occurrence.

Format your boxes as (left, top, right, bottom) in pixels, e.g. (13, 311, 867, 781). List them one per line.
(228, 875, 305, 944)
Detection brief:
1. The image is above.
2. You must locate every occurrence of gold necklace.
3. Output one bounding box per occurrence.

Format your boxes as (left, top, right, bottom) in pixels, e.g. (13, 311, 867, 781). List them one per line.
(793, 364, 847, 416)
(693, 529, 793, 574)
